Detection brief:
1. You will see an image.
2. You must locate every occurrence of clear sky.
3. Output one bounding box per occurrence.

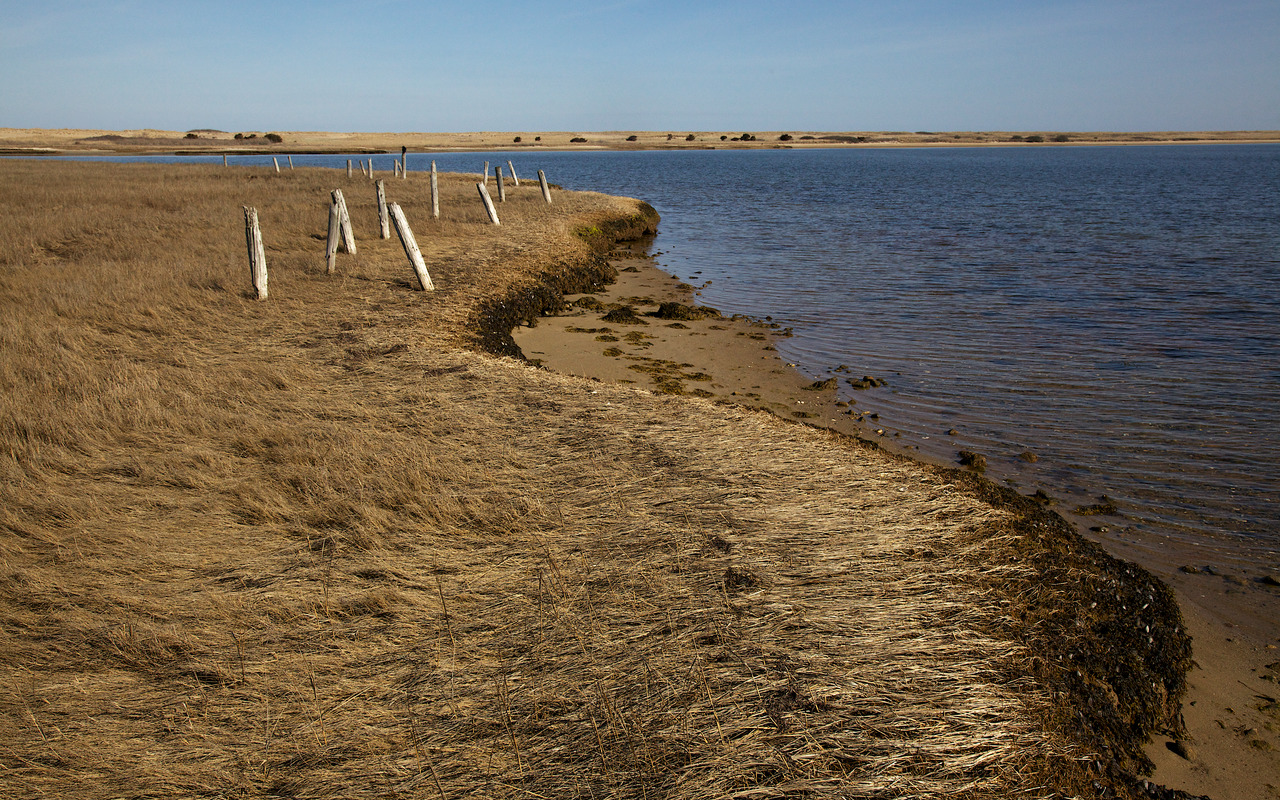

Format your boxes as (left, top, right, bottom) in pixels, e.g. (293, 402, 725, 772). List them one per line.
(3, 0, 1278, 132)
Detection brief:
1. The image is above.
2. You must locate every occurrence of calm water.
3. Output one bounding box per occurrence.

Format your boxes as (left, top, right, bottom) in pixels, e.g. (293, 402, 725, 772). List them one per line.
(33, 147, 1280, 566)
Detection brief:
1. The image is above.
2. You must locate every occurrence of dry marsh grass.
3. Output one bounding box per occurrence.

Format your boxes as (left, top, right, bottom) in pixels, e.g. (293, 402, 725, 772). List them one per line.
(0, 161, 1188, 798)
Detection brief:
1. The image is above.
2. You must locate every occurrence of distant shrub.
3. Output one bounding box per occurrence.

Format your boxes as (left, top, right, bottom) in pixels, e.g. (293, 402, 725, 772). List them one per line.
(234, 133, 244, 139)
(685, 134, 695, 141)
(666, 134, 673, 140)
(1009, 135, 1025, 141)
(1052, 134, 1070, 142)
(778, 133, 792, 141)
(264, 133, 283, 143)
(184, 133, 199, 139)
(1025, 134, 1045, 143)
(534, 136, 541, 141)
(626, 135, 638, 142)
(720, 135, 728, 141)
(513, 136, 522, 143)
(800, 135, 816, 140)
(570, 137, 587, 143)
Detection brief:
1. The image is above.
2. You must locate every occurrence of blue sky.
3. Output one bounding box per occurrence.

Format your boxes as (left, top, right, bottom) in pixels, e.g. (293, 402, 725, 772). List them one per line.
(3, 0, 1277, 132)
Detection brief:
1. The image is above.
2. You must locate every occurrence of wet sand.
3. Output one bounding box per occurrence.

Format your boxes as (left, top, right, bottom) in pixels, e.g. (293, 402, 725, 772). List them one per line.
(515, 248, 1280, 800)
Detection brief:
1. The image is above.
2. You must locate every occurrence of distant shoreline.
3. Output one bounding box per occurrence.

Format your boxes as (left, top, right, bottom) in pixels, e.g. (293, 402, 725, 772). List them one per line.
(2, 127, 1278, 156)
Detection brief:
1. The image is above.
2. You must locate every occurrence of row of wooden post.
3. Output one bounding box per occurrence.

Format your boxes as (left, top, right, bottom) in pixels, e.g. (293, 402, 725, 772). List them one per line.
(242, 161, 554, 298)
(223, 153, 552, 207)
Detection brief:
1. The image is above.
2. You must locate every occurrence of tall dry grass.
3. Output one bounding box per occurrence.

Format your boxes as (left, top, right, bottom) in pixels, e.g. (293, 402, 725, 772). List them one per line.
(0, 161, 1185, 799)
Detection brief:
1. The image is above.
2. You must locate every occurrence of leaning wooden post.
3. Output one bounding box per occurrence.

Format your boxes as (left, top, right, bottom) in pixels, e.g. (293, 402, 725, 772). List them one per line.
(331, 189, 356, 254)
(347, 159, 353, 179)
(375, 179, 390, 239)
(476, 183, 500, 225)
(388, 203, 434, 290)
(430, 161, 440, 219)
(287, 155, 294, 170)
(273, 157, 281, 173)
(482, 161, 489, 186)
(243, 206, 268, 299)
(496, 166, 505, 202)
(538, 169, 552, 203)
(507, 160, 519, 186)
(325, 200, 341, 274)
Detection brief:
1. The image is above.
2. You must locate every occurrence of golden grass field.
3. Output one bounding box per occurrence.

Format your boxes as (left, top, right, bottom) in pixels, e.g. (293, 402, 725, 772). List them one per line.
(0, 160, 1193, 799)
(3, 127, 1278, 155)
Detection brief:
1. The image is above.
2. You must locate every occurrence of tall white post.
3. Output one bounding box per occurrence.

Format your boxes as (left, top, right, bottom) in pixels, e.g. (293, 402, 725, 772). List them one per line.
(507, 160, 519, 186)
(476, 183, 500, 225)
(325, 201, 341, 274)
(331, 189, 356, 254)
(430, 161, 440, 219)
(376, 179, 390, 239)
(538, 169, 552, 204)
(243, 206, 268, 299)
(388, 203, 434, 291)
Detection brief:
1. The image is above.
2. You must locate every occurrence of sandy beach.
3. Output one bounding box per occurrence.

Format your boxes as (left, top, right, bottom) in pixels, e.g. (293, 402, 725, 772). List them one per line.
(3, 127, 1279, 156)
(515, 248, 1280, 800)
(0, 152, 1275, 798)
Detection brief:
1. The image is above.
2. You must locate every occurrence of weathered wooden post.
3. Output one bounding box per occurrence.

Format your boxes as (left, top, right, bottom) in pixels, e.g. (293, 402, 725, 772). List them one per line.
(476, 183, 500, 225)
(496, 166, 505, 202)
(507, 160, 519, 186)
(347, 159, 353, 179)
(538, 169, 552, 204)
(368, 159, 374, 178)
(273, 157, 281, 173)
(287, 155, 294, 169)
(331, 189, 356, 254)
(482, 161, 489, 186)
(222, 154, 228, 167)
(376, 179, 390, 239)
(401, 146, 408, 178)
(388, 203, 434, 290)
(430, 161, 440, 219)
(325, 200, 341, 274)
(243, 206, 268, 299)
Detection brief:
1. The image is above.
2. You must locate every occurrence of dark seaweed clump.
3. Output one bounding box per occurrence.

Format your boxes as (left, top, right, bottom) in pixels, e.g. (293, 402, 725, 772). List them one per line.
(945, 470, 1194, 794)
(649, 301, 721, 321)
(601, 305, 648, 325)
